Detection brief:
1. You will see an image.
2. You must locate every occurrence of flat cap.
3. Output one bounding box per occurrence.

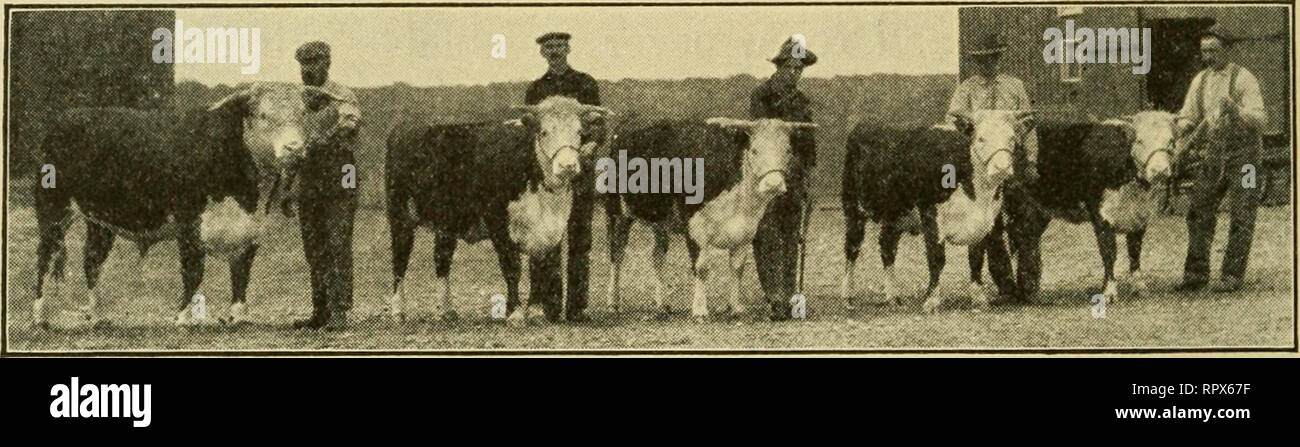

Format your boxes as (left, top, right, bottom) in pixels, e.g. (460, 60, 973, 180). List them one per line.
(769, 37, 817, 67)
(536, 32, 571, 44)
(295, 41, 331, 62)
(1198, 24, 1233, 44)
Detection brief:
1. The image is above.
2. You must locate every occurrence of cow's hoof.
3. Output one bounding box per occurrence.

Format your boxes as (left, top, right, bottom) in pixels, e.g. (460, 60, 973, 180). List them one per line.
(438, 310, 459, 322)
(891, 296, 905, 307)
(607, 304, 621, 314)
(174, 310, 201, 327)
(227, 302, 250, 325)
(921, 298, 943, 314)
(32, 321, 50, 331)
(692, 314, 709, 324)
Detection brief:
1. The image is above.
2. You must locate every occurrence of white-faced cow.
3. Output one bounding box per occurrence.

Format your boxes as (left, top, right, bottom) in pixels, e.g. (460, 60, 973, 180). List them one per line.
(386, 96, 612, 325)
(32, 82, 343, 329)
(1006, 111, 1182, 303)
(841, 110, 1034, 313)
(604, 118, 816, 322)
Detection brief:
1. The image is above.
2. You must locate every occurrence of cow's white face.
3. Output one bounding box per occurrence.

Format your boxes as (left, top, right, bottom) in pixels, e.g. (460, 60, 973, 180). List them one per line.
(707, 118, 818, 197)
(516, 96, 611, 189)
(957, 110, 1034, 183)
(1126, 111, 1178, 183)
(210, 83, 344, 173)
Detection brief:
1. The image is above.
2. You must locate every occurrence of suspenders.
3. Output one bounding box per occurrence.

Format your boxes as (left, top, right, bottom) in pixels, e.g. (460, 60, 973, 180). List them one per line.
(1196, 63, 1240, 121)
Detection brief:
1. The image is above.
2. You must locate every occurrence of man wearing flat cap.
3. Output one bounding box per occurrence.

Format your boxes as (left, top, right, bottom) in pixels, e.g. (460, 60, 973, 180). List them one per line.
(524, 31, 602, 322)
(1174, 24, 1268, 293)
(947, 31, 1039, 303)
(750, 36, 817, 321)
(291, 40, 363, 331)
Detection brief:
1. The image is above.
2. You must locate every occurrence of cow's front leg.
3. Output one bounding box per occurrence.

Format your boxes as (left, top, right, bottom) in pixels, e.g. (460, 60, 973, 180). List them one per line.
(488, 221, 522, 324)
(651, 227, 673, 318)
(841, 216, 866, 309)
(433, 233, 459, 321)
(1125, 229, 1147, 296)
(919, 208, 948, 313)
(691, 252, 712, 323)
(174, 222, 205, 326)
(724, 248, 748, 316)
(878, 219, 904, 306)
(604, 214, 631, 313)
(225, 244, 258, 325)
(79, 222, 115, 327)
(1089, 207, 1119, 304)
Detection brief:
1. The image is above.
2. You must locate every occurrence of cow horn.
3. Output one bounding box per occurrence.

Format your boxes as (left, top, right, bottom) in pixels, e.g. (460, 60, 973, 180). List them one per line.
(1013, 109, 1037, 120)
(705, 117, 754, 129)
(785, 121, 819, 130)
(947, 110, 973, 123)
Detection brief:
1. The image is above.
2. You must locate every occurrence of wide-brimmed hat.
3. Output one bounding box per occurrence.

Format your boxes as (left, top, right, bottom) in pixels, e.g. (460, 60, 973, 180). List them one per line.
(769, 37, 818, 67)
(966, 32, 1007, 56)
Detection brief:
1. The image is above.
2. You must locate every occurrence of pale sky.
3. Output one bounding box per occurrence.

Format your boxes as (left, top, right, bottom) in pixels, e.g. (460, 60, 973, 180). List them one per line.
(174, 6, 958, 87)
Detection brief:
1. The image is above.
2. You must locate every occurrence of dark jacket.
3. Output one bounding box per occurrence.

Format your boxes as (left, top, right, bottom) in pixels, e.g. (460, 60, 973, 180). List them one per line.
(749, 79, 816, 168)
(525, 67, 601, 106)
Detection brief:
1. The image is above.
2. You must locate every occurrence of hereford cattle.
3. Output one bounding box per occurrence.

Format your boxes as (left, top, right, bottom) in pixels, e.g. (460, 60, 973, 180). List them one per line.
(604, 118, 817, 322)
(1003, 111, 1182, 303)
(32, 82, 344, 329)
(841, 110, 1033, 313)
(386, 96, 612, 324)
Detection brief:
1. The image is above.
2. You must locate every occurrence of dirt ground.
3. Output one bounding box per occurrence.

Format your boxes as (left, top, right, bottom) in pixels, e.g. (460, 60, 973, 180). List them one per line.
(3, 203, 1293, 352)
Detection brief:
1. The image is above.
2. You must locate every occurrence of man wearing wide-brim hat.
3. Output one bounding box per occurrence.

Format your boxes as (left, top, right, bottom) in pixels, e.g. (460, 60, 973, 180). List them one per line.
(749, 36, 817, 321)
(1174, 24, 1268, 293)
(947, 31, 1040, 303)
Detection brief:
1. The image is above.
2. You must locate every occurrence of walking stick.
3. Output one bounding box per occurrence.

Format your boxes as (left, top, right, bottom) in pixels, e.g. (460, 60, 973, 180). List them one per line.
(796, 180, 812, 295)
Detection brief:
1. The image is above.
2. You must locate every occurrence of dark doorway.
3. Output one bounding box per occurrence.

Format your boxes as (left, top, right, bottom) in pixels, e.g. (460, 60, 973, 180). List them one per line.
(1146, 18, 1216, 112)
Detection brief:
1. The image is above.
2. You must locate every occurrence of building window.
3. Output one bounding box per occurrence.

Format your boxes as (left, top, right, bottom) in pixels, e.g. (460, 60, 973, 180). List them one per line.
(1060, 39, 1082, 82)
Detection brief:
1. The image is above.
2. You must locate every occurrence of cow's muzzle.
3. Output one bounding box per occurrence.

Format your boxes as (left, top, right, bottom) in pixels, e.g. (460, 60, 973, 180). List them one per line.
(546, 144, 582, 183)
(755, 169, 787, 195)
(1141, 148, 1174, 183)
(982, 149, 1014, 180)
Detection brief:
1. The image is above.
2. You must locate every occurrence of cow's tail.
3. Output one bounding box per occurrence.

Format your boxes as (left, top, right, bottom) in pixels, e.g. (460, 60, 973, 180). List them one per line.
(841, 125, 868, 265)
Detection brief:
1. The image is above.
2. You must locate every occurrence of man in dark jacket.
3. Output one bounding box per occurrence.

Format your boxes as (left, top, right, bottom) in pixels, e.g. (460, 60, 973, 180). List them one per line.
(525, 32, 602, 322)
(751, 37, 817, 321)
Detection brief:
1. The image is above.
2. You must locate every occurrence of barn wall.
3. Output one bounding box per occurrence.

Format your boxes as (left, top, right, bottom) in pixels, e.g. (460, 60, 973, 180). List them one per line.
(959, 6, 1145, 122)
(959, 5, 1290, 132)
(8, 10, 175, 202)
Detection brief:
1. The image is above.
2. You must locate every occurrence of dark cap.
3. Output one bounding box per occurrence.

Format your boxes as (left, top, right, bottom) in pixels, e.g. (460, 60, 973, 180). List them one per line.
(769, 37, 818, 67)
(295, 41, 330, 63)
(536, 32, 572, 45)
(966, 32, 1007, 56)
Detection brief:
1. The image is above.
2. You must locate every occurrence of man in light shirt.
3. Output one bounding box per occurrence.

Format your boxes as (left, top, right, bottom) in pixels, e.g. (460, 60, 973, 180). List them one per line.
(947, 32, 1040, 302)
(1174, 26, 1268, 293)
